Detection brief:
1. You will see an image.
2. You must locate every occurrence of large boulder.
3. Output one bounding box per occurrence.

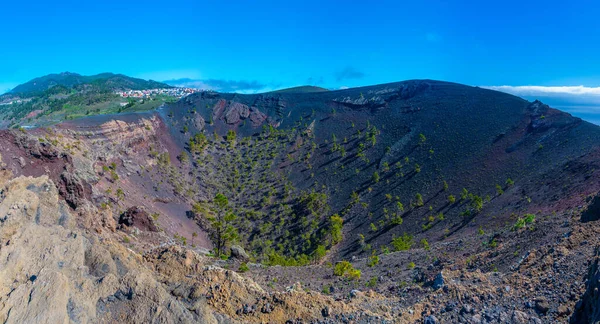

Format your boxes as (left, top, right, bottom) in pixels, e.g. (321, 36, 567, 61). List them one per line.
(118, 206, 158, 232)
(230, 245, 250, 261)
(424, 315, 438, 324)
(57, 168, 92, 209)
(432, 272, 445, 290)
(581, 195, 600, 222)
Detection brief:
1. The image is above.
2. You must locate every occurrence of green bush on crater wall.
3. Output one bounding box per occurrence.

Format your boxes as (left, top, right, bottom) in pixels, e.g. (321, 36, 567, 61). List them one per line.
(391, 233, 414, 251)
(330, 214, 343, 244)
(333, 261, 361, 280)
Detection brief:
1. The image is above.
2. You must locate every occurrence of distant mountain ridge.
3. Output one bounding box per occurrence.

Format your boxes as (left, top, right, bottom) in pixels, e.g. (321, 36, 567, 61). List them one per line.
(268, 85, 330, 93)
(0, 72, 177, 128)
(9, 72, 172, 95)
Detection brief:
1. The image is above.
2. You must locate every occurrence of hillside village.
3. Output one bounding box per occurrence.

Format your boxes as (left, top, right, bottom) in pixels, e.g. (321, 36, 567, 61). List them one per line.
(115, 87, 200, 99)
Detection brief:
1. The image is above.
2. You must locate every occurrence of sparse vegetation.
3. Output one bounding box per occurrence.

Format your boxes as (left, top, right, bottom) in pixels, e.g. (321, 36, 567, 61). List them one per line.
(414, 193, 424, 207)
(238, 262, 249, 273)
(391, 233, 414, 251)
(448, 195, 456, 204)
(421, 238, 430, 250)
(367, 255, 379, 267)
(333, 261, 361, 280)
(496, 184, 504, 195)
(513, 213, 535, 230)
(330, 214, 344, 245)
(372, 171, 380, 183)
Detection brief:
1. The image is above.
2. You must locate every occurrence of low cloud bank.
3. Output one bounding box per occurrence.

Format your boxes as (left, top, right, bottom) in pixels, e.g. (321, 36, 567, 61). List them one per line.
(484, 85, 600, 125)
(163, 78, 267, 93)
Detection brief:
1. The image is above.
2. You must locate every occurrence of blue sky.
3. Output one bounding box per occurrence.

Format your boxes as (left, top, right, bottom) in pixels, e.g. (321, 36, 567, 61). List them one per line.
(1, 0, 599, 97)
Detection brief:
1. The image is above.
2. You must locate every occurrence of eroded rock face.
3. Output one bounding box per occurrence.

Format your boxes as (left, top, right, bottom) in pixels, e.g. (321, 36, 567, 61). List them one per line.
(0, 176, 217, 323)
(249, 107, 267, 127)
(526, 100, 581, 134)
(333, 95, 386, 110)
(571, 247, 600, 323)
(252, 95, 286, 113)
(79, 117, 161, 158)
(224, 102, 250, 124)
(396, 81, 430, 100)
(210, 99, 265, 126)
(333, 81, 430, 111)
(193, 114, 206, 131)
(58, 167, 92, 209)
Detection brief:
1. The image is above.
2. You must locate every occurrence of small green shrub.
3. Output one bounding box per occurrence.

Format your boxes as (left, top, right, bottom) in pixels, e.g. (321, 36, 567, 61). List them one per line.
(396, 201, 404, 212)
(513, 218, 525, 230)
(367, 255, 379, 267)
(391, 233, 414, 251)
(414, 193, 424, 207)
(471, 195, 483, 212)
(496, 184, 504, 195)
(513, 214, 535, 231)
(238, 262, 249, 273)
(330, 214, 343, 244)
(460, 188, 469, 200)
(334, 261, 352, 276)
(390, 214, 403, 225)
(372, 171, 380, 183)
(421, 238, 430, 250)
(524, 213, 535, 224)
(366, 276, 378, 287)
(333, 261, 361, 280)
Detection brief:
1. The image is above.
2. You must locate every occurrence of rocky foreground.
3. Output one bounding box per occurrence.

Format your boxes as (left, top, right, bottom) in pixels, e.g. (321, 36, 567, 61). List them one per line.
(0, 170, 400, 323)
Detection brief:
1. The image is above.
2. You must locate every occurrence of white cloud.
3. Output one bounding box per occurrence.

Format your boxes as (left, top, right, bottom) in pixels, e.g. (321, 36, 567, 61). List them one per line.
(483, 85, 600, 107)
(483, 85, 600, 97)
(483, 85, 600, 125)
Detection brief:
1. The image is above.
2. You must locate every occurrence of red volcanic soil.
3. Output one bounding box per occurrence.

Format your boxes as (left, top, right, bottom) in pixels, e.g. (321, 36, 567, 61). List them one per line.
(55, 111, 212, 249)
(0, 131, 69, 183)
(97, 171, 211, 249)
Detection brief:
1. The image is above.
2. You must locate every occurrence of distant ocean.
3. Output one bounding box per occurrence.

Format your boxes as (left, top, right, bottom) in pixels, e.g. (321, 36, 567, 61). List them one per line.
(520, 95, 600, 125)
(551, 105, 600, 125)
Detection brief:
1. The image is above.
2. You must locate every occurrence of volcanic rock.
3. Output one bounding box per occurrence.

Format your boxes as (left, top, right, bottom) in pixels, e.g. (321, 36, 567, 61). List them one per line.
(230, 245, 250, 261)
(224, 102, 250, 124)
(118, 206, 158, 232)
